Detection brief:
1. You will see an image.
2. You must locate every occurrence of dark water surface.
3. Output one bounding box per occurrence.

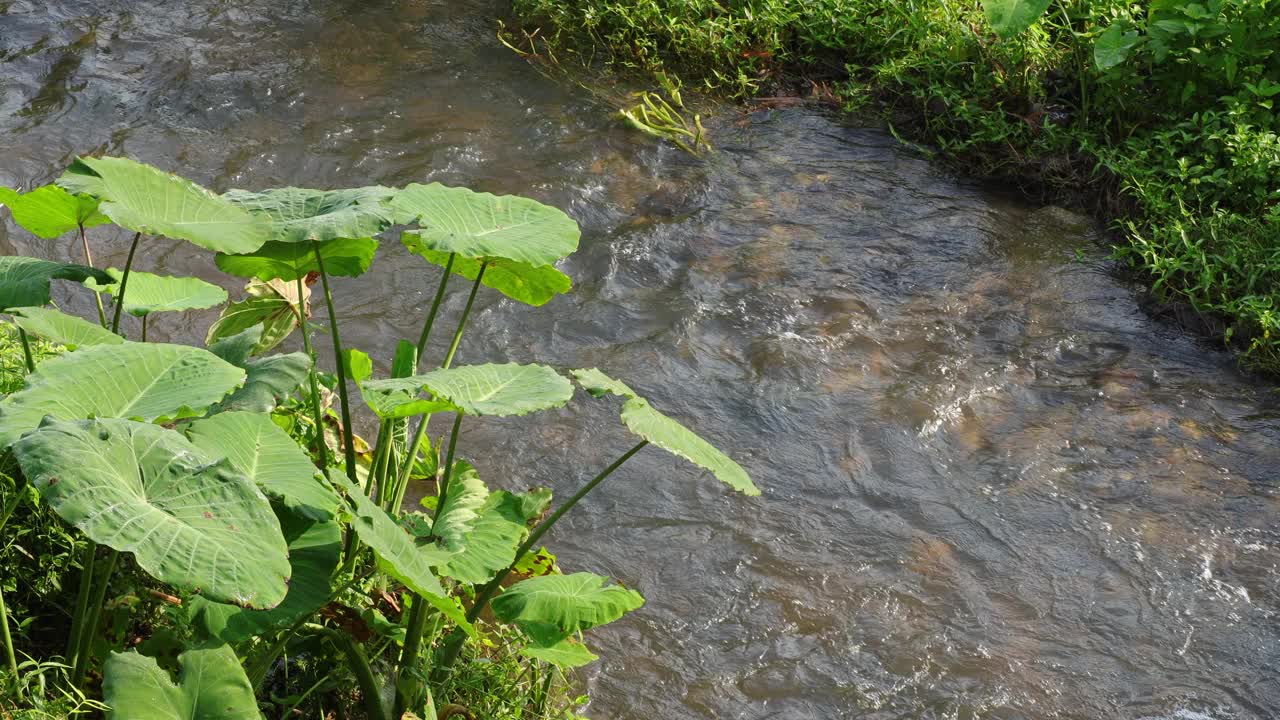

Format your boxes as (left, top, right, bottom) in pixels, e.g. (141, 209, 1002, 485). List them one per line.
(3, 1, 1279, 718)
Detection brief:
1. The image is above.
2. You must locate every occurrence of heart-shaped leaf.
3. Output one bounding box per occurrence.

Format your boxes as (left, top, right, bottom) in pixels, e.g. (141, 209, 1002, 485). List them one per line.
(86, 268, 227, 317)
(186, 411, 339, 520)
(401, 236, 571, 307)
(7, 306, 123, 349)
(218, 352, 311, 414)
(0, 341, 244, 448)
(189, 510, 341, 643)
(58, 156, 270, 254)
(0, 184, 109, 238)
(223, 186, 396, 244)
(103, 645, 261, 719)
(215, 237, 379, 282)
(520, 639, 598, 668)
(391, 183, 579, 266)
(439, 484, 546, 585)
(571, 368, 758, 495)
(0, 256, 113, 312)
(14, 417, 289, 608)
(363, 363, 573, 418)
(206, 278, 307, 355)
(491, 572, 644, 647)
(982, 0, 1052, 38)
(1094, 23, 1144, 70)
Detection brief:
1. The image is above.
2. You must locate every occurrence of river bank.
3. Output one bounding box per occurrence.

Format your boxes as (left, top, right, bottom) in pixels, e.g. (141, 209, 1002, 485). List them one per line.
(507, 0, 1280, 372)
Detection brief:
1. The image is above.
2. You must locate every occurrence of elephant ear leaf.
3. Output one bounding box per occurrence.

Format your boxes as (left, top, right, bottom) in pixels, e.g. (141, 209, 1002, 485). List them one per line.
(439, 481, 545, 585)
(0, 256, 113, 312)
(12, 418, 289, 608)
(85, 269, 227, 316)
(982, 0, 1052, 38)
(189, 511, 340, 644)
(215, 237, 379, 282)
(186, 411, 339, 520)
(394, 183, 578, 306)
(0, 184, 109, 238)
(363, 363, 573, 417)
(8, 307, 123, 350)
(491, 572, 644, 647)
(103, 645, 262, 720)
(0, 342, 245, 448)
(205, 325, 311, 413)
(570, 368, 759, 496)
(58, 156, 269, 253)
(330, 472, 476, 638)
(223, 186, 396, 244)
(521, 638, 599, 668)
(205, 278, 308, 355)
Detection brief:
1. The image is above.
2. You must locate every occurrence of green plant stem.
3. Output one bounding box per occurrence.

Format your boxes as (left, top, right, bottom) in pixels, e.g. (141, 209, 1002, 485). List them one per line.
(435, 440, 649, 679)
(79, 224, 108, 327)
(311, 241, 358, 484)
(64, 543, 96, 665)
(0, 586, 17, 698)
(110, 232, 142, 335)
(310, 625, 388, 720)
(72, 549, 119, 688)
(295, 274, 328, 470)
(140, 314, 148, 342)
(394, 412, 463, 716)
(16, 328, 34, 373)
(415, 252, 456, 367)
(391, 263, 488, 512)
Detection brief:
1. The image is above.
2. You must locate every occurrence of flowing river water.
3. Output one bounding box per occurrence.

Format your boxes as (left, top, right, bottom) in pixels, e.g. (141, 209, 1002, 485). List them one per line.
(2, 1, 1279, 718)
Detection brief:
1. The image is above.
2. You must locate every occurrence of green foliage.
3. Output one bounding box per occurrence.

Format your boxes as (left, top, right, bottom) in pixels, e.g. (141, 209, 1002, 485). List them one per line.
(510, 0, 1280, 372)
(0, 156, 756, 719)
(0, 185, 108, 239)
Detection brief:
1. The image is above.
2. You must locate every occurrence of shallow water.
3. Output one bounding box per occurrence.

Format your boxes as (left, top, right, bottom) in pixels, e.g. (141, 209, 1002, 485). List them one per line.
(2, 1, 1279, 718)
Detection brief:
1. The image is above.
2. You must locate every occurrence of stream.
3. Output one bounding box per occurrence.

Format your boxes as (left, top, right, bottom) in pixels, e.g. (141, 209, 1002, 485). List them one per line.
(2, 1, 1278, 718)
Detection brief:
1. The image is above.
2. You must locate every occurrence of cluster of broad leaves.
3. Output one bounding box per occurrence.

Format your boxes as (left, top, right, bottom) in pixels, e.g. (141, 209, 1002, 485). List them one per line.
(0, 157, 757, 718)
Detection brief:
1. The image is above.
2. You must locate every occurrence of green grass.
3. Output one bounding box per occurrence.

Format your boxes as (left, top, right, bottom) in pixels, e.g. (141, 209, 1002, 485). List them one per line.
(508, 0, 1280, 371)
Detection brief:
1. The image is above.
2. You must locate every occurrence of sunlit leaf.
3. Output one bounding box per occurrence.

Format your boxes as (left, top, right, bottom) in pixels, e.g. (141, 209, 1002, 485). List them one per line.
(103, 645, 261, 719)
(186, 411, 339, 520)
(401, 237, 571, 307)
(85, 268, 227, 317)
(7, 306, 122, 349)
(491, 572, 644, 647)
(0, 256, 113, 312)
(58, 156, 270, 253)
(521, 639, 598, 668)
(982, 0, 1052, 37)
(223, 186, 396, 244)
(0, 184, 109, 238)
(363, 363, 572, 417)
(0, 341, 244, 448)
(189, 511, 341, 643)
(14, 417, 289, 608)
(215, 237, 379, 282)
(571, 368, 758, 496)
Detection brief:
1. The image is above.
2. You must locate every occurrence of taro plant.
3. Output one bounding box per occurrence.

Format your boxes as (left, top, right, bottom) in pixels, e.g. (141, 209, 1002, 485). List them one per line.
(0, 157, 758, 718)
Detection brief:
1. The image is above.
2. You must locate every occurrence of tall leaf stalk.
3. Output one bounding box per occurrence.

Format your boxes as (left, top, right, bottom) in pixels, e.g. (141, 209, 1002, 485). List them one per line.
(312, 240, 358, 483)
(294, 273, 329, 470)
(110, 232, 143, 335)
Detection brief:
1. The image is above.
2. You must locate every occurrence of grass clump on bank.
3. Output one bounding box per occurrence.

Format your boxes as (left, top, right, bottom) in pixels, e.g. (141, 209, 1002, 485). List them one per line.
(509, 0, 1280, 370)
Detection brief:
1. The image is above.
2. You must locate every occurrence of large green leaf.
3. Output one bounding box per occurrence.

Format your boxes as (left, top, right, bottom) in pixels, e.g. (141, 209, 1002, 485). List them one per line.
(7, 306, 123, 349)
(440, 486, 544, 585)
(391, 183, 579, 266)
(363, 363, 573, 417)
(215, 237, 379, 282)
(401, 235, 572, 307)
(189, 511, 340, 643)
(0, 184, 109, 238)
(0, 342, 245, 448)
(1094, 23, 1144, 70)
(521, 639, 598, 668)
(103, 645, 261, 720)
(14, 418, 289, 608)
(982, 0, 1052, 37)
(330, 473, 475, 637)
(206, 324, 311, 413)
(223, 186, 396, 244)
(491, 572, 644, 647)
(86, 268, 227, 317)
(205, 278, 307, 355)
(0, 256, 113, 312)
(432, 461, 488, 550)
(186, 411, 338, 520)
(58, 156, 270, 253)
(571, 368, 759, 496)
